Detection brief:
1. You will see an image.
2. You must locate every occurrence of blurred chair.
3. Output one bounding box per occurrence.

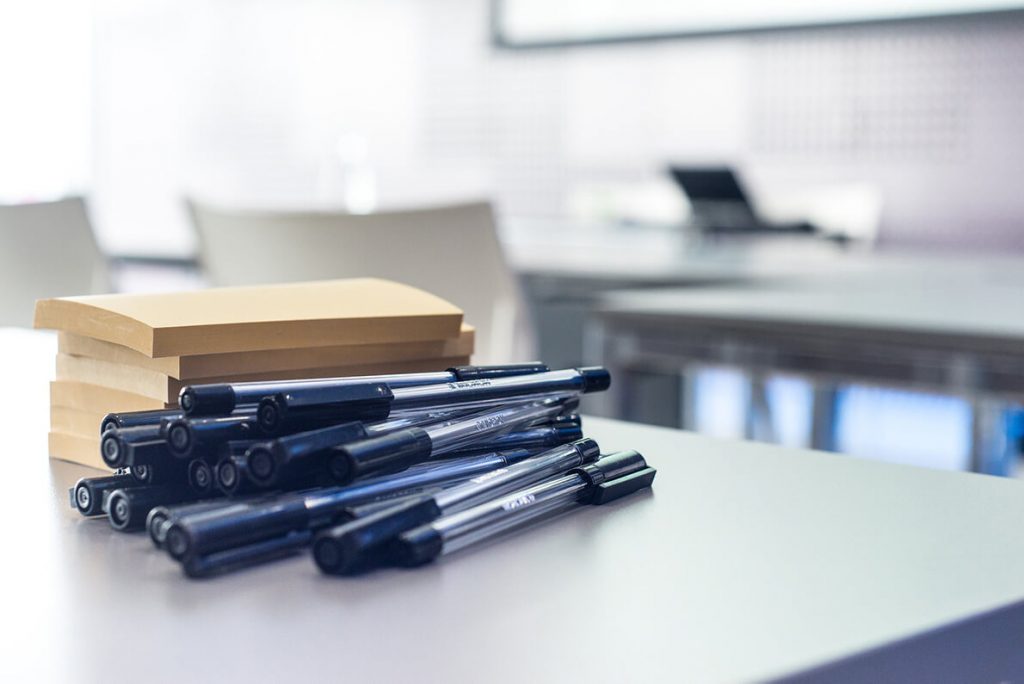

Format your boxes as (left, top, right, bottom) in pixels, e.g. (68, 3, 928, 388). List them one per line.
(187, 199, 534, 363)
(0, 197, 110, 327)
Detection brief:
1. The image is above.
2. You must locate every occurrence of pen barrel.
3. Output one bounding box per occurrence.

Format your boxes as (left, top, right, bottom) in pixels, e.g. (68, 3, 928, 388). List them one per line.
(390, 367, 610, 411)
(396, 494, 578, 567)
(178, 365, 552, 417)
(433, 438, 601, 514)
(305, 448, 536, 521)
(71, 474, 137, 517)
(102, 408, 183, 435)
(182, 375, 431, 418)
(423, 400, 570, 455)
(395, 472, 587, 566)
(448, 424, 582, 455)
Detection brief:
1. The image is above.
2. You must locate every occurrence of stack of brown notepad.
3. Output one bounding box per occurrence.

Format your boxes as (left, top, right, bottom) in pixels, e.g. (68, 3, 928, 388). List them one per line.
(34, 278, 472, 469)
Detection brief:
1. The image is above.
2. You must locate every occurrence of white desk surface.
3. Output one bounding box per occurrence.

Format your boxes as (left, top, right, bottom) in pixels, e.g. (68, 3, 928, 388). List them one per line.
(5, 329, 1024, 682)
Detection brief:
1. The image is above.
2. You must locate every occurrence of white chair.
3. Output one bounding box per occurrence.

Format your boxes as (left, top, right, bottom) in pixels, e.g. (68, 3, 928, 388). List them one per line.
(0, 197, 110, 327)
(188, 199, 534, 363)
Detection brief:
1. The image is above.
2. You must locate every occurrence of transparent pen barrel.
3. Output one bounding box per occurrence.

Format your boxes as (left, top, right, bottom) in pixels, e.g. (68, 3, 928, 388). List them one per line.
(378, 391, 576, 431)
(391, 369, 586, 409)
(423, 400, 567, 455)
(435, 473, 585, 555)
(227, 371, 453, 404)
(433, 440, 592, 513)
(443, 493, 579, 556)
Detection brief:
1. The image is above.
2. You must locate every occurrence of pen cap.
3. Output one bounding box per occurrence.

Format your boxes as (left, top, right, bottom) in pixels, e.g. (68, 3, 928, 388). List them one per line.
(183, 530, 313, 578)
(102, 408, 183, 434)
(573, 450, 656, 505)
(163, 415, 256, 458)
(256, 383, 393, 434)
(390, 524, 443, 567)
(130, 461, 187, 486)
(165, 493, 312, 560)
(215, 454, 248, 495)
(578, 367, 612, 393)
(71, 474, 136, 517)
(449, 363, 549, 381)
(179, 384, 236, 416)
(106, 484, 201, 531)
(312, 494, 442, 575)
(188, 459, 215, 495)
(148, 501, 223, 548)
(589, 468, 657, 505)
(327, 428, 433, 484)
(124, 439, 175, 468)
(553, 424, 584, 443)
(100, 425, 164, 468)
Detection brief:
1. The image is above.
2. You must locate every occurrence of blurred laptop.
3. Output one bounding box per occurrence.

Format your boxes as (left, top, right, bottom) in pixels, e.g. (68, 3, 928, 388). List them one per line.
(668, 166, 817, 235)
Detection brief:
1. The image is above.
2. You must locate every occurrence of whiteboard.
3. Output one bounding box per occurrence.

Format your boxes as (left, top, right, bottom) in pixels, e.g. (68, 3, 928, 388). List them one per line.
(495, 0, 1024, 46)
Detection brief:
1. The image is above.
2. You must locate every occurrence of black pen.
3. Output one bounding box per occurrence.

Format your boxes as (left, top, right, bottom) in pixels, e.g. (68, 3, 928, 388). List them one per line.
(392, 450, 657, 567)
(311, 437, 600, 575)
(162, 448, 541, 562)
(324, 396, 573, 484)
(257, 367, 609, 434)
(178, 363, 550, 416)
(242, 409, 582, 490)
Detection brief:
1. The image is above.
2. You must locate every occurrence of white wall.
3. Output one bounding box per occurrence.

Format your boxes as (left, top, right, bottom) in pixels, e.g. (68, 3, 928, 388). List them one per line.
(4, 0, 1022, 254)
(89, 0, 423, 256)
(417, 0, 1024, 250)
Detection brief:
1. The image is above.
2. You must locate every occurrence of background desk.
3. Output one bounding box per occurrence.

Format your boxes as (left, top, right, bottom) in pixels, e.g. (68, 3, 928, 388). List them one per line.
(4, 329, 1024, 682)
(590, 253, 1024, 473)
(503, 220, 850, 369)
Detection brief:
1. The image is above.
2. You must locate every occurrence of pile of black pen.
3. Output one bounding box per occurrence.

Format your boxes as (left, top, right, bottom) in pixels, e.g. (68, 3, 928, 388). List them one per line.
(70, 363, 656, 577)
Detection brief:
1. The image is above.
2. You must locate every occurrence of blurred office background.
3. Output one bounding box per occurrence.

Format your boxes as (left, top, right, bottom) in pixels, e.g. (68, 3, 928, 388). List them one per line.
(2, 0, 1023, 473)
